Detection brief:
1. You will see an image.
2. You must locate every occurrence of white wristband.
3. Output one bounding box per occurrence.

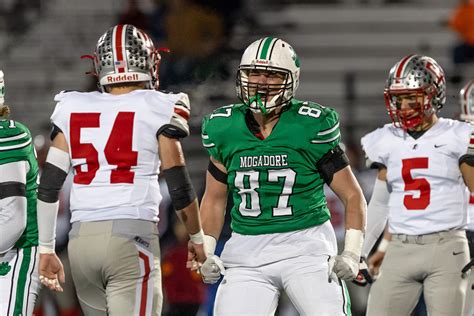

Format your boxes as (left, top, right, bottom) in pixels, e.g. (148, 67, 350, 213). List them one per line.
(204, 234, 217, 256)
(38, 245, 55, 254)
(377, 238, 390, 253)
(189, 229, 204, 244)
(344, 229, 364, 257)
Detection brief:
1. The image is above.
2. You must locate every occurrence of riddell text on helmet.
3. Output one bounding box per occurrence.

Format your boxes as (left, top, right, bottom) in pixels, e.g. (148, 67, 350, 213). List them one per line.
(107, 74, 139, 83)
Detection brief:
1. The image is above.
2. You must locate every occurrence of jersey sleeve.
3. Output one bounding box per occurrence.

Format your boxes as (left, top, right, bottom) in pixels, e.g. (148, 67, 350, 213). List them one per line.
(309, 106, 341, 154)
(0, 121, 33, 164)
(157, 92, 191, 138)
(201, 114, 223, 163)
(361, 127, 388, 168)
(50, 91, 70, 134)
(453, 120, 474, 157)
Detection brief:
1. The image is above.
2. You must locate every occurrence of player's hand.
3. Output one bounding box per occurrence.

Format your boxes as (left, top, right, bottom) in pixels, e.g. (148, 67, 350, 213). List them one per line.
(39, 253, 65, 292)
(327, 256, 339, 283)
(333, 251, 359, 281)
(368, 250, 385, 278)
(352, 257, 373, 286)
(200, 255, 225, 284)
(186, 240, 206, 271)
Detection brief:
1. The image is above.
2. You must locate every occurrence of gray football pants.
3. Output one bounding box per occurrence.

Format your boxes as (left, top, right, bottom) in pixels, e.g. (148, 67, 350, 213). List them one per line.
(367, 230, 470, 316)
(68, 220, 162, 316)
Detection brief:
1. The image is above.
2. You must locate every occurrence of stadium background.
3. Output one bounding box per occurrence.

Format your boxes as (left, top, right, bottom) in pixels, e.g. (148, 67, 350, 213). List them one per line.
(0, 0, 472, 315)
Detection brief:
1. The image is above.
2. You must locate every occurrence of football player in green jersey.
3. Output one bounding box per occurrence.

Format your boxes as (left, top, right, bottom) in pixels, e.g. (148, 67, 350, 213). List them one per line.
(0, 70, 41, 316)
(193, 37, 367, 315)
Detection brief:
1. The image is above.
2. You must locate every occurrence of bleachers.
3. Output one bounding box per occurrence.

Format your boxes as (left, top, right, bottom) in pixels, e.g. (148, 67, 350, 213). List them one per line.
(0, 0, 471, 182)
(248, 2, 465, 142)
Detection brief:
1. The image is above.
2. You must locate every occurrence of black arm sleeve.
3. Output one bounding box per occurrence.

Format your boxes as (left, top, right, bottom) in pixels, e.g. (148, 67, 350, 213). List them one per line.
(156, 124, 188, 139)
(208, 160, 227, 184)
(162, 166, 197, 210)
(316, 145, 350, 185)
(0, 182, 26, 199)
(37, 162, 68, 203)
(50, 124, 63, 141)
(459, 154, 474, 166)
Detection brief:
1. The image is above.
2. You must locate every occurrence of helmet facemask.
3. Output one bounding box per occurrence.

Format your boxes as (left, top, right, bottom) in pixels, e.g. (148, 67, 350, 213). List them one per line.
(385, 86, 437, 131)
(237, 66, 294, 115)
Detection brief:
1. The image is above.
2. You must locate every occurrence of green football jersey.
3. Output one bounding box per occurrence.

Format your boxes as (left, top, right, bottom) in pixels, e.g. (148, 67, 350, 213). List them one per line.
(202, 99, 341, 235)
(0, 119, 39, 248)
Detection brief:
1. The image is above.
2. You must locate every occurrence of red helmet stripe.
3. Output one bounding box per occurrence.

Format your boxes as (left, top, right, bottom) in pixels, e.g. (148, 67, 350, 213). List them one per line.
(395, 54, 415, 79)
(113, 24, 126, 73)
(464, 81, 474, 102)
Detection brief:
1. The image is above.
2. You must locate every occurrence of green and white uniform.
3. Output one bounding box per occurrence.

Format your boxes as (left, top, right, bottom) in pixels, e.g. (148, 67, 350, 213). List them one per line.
(202, 99, 338, 236)
(0, 119, 40, 316)
(202, 100, 351, 315)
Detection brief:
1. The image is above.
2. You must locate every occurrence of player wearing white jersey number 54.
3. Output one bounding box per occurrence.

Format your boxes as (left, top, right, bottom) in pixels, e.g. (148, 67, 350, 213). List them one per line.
(36, 24, 206, 316)
(360, 55, 474, 316)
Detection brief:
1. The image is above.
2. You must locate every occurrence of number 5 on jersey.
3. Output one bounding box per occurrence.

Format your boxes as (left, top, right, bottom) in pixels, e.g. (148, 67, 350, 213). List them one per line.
(70, 112, 138, 185)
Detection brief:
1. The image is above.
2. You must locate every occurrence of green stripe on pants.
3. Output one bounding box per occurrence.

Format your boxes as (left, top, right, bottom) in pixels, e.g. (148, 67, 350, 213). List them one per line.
(13, 247, 31, 315)
(342, 280, 352, 316)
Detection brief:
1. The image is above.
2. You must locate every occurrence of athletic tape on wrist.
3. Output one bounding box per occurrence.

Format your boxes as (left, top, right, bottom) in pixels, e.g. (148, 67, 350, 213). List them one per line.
(189, 229, 204, 244)
(377, 238, 390, 253)
(344, 229, 364, 257)
(204, 234, 217, 256)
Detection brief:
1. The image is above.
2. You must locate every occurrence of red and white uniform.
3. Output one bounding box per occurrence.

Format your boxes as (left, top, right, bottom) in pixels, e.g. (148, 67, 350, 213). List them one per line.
(51, 90, 188, 223)
(361, 118, 472, 235)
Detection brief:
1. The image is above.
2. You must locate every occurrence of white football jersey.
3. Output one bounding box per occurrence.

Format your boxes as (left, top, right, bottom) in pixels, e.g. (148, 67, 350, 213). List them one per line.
(51, 90, 189, 223)
(361, 118, 473, 235)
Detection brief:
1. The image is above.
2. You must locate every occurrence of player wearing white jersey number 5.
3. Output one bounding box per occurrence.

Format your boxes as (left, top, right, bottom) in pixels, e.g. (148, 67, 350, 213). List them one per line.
(361, 55, 474, 316)
(36, 24, 206, 316)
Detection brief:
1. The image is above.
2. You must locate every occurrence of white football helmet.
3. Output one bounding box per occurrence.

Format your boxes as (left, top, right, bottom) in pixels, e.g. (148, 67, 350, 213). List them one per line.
(94, 24, 162, 91)
(236, 37, 300, 114)
(0, 70, 4, 105)
(384, 54, 446, 130)
(460, 80, 474, 122)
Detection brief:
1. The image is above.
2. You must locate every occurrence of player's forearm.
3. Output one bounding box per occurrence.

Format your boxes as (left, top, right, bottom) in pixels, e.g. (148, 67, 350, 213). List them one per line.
(343, 192, 367, 232)
(361, 177, 390, 257)
(175, 199, 202, 235)
(200, 192, 226, 240)
(37, 145, 70, 253)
